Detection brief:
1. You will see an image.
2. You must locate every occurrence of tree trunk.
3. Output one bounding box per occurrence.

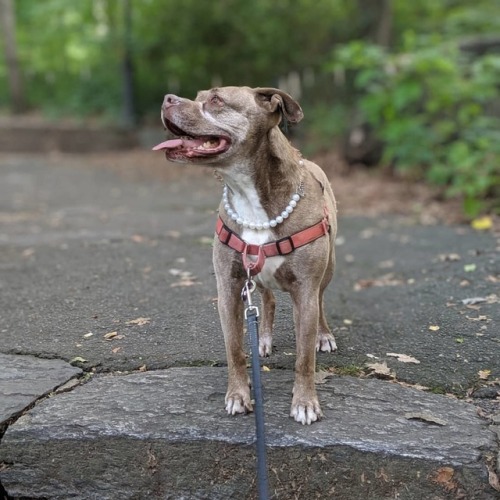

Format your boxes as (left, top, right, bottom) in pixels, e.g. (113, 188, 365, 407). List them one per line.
(121, 0, 136, 127)
(0, 0, 26, 113)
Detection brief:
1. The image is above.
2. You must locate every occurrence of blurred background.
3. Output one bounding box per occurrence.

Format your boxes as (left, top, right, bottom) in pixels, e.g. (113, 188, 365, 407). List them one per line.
(0, 0, 499, 217)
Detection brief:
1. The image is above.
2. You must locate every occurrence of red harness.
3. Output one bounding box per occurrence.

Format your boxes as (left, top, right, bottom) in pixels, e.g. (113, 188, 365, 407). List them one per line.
(215, 212, 330, 276)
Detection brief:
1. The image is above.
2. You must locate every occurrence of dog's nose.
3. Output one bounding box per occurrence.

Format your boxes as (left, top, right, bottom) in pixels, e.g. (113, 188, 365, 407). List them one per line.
(163, 94, 181, 110)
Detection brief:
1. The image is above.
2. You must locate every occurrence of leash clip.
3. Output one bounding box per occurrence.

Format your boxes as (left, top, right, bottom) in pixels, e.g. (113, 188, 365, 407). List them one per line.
(241, 270, 259, 319)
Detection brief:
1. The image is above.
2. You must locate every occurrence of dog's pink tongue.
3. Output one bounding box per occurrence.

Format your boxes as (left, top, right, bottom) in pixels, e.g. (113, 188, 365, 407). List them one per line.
(152, 139, 183, 151)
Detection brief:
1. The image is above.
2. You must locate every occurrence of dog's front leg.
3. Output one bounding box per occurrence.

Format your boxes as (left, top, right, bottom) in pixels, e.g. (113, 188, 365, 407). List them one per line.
(214, 249, 252, 415)
(290, 287, 322, 425)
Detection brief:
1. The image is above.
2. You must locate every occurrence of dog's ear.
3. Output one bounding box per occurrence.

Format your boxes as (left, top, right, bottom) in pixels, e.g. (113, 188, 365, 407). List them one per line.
(254, 88, 304, 124)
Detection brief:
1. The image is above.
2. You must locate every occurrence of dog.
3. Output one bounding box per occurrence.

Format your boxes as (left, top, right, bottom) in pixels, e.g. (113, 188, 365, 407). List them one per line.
(154, 86, 337, 425)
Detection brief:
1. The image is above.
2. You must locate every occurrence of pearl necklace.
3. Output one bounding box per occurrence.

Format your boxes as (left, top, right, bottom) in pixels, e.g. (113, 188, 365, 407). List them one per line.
(222, 183, 304, 230)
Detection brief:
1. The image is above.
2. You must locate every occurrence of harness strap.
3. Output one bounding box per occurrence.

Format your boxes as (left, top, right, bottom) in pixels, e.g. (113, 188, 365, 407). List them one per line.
(215, 212, 330, 276)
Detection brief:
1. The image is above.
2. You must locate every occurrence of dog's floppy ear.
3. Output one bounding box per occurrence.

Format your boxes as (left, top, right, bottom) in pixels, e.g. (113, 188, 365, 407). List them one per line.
(254, 88, 304, 124)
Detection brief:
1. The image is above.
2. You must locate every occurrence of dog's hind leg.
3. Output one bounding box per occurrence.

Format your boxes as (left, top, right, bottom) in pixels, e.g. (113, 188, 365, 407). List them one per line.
(258, 287, 275, 357)
(316, 252, 337, 353)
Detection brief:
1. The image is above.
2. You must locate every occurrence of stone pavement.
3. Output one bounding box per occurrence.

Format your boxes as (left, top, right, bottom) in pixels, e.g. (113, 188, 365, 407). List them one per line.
(0, 153, 499, 499)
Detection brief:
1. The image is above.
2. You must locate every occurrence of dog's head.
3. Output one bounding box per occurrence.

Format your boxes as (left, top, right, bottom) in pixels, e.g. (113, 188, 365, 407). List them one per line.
(153, 86, 303, 164)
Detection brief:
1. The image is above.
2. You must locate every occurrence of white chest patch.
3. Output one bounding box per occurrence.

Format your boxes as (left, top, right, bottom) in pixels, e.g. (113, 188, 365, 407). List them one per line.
(224, 167, 285, 289)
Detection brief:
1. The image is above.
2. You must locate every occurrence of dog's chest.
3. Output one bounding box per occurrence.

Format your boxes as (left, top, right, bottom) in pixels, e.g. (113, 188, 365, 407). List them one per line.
(229, 184, 285, 289)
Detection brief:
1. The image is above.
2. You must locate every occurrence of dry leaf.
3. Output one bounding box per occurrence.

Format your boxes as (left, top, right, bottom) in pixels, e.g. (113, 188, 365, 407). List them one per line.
(428, 325, 440, 332)
(83, 332, 93, 338)
(438, 253, 461, 262)
(354, 273, 404, 291)
(111, 347, 122, 353)
(126, 317, 151, 326)
(471, 216, 493, 231)
(466, 315, 489, 322)
(366, 361, 395, 379)
(131, 234, 146, 243)
(431, 467, 456, 492)
(461, 297, 487, 305)
(70, 356, 87, 364)
(405, 412, 447, 426)
(464, 263, 476, 272)
(138, 364, 147, 372)
(478, 369, 491, 380)
(104, 331, 119, 340)
(386, 352, 420, 364)
(487, 465, 500, 492)
(262, 366, 271, 372)
(315, 370, 334, 385)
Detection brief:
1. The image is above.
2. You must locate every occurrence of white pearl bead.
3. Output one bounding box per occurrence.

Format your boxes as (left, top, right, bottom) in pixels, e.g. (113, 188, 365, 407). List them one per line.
(276, 216, 283, 224)
(231, 213, 238, 221)
(289, 200, 297, 208)
(269, 219, 277, 227)
(292, 194, 300, 202)
(243, 220, 249, 228)
(249, 223, 256, 230)
(281, 211, 289, 219)
(286, 205, 294, 213)
(263, 222, 270, 229)
(236, 217, 243, 225)
(224, 203, 230, 211)
(256, 223, 263, 230)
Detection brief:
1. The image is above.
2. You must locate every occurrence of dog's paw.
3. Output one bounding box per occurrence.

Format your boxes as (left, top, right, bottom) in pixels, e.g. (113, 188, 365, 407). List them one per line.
(290, 398, 323, 425)
(316, 332, 337, 353)
(259, 332, 272, 357)
(225, 390, 253, 415)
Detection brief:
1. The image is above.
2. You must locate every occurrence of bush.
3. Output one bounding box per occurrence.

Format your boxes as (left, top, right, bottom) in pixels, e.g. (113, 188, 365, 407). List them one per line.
(328, 39, 500, 216)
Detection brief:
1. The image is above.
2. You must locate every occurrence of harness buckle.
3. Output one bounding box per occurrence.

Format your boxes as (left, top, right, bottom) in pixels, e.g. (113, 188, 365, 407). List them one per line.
(276, 235, 295, 255)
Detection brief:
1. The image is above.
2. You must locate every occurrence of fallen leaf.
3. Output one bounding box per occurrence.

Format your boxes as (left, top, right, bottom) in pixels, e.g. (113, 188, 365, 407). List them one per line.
(488, 465, 500, 492)
(386, 352, 420, 364)
(466, 315, 489, 322)
(471, 216, 493, 231)
(170, 278, 202, 288)
(366, 361, 395, 379)
(315, 370, 334, 385)
(486, 275, 500, 283)
(262, 365, 271, 372)
(429, 325, 440, 332)
(366, 353, 379, 359)
(438, 253, 461, 262)
(83, 332, 93, 338)
(104, 331, 119, 340)
(138, 364, 147, 372)
(343, 319, 353, 325)
(455, 337, 464, 344)
(478, 369, 491, 380)
(405, 412, 447, 426)
(431, 467, 456, 492)
(354, 273, 404, 291)
(126, 317, 151, 326)
(70, 356, 87, 364)
(461, 297, 487, 305)
(464, 263, 476, 272)
(111, 347, 122, 353)
(131, 234, 146, 243)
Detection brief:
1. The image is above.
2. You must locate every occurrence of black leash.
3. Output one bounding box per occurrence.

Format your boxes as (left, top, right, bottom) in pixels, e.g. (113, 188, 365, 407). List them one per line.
(241, 274, 270, 500)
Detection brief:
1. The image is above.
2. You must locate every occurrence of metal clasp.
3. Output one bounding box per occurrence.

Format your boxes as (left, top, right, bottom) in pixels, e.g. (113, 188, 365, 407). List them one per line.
(241, 269, 259, 319)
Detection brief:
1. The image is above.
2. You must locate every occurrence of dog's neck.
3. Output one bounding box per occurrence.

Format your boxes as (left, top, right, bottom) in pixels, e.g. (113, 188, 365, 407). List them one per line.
(217, 127, 303, 224)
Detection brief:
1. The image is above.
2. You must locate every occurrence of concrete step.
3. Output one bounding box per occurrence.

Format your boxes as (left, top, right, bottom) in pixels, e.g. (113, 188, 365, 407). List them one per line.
(0, 367, 497, 499)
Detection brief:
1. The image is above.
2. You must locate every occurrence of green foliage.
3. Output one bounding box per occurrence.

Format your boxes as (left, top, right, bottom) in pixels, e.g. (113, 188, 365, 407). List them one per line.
(329, 39, 500, 216)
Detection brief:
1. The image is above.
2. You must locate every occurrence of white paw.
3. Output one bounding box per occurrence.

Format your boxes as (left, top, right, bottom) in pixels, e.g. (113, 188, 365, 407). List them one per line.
(316, 332, 337, 353)
(290, 400, 323, 425)
(225, 393, 252, 415)
(259, 332, 272, 357)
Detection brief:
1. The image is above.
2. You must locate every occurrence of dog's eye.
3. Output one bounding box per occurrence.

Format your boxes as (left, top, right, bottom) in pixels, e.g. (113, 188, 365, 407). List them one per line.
(210, 95, 223, 106)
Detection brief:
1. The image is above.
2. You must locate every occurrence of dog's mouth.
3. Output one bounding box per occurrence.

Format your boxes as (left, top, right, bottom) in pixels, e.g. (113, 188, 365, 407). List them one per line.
(153, 118, 230, 159)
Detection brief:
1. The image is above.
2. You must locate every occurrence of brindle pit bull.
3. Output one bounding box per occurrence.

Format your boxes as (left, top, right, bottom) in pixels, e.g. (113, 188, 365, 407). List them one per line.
(154, 87, 337, 425)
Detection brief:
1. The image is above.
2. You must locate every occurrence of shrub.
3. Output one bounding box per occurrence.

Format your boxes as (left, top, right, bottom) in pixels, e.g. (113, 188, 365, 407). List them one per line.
(328, 39, 500, 216)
